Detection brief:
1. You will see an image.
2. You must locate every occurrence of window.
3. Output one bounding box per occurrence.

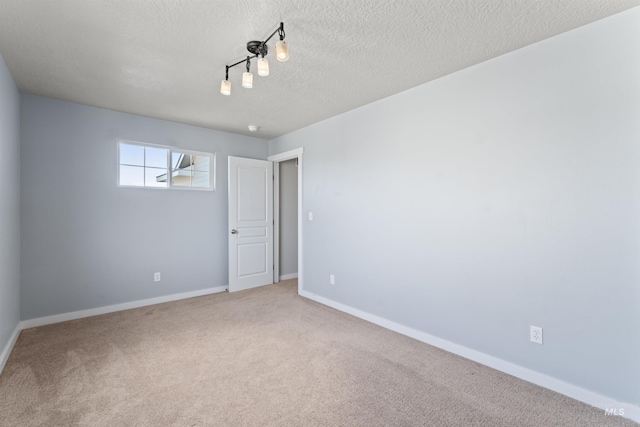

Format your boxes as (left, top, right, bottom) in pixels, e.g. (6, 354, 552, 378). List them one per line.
(118, 140, 215, 190)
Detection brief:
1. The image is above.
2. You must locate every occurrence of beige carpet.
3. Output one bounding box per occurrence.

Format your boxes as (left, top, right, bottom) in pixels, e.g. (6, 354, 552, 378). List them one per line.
(0, 280, 635, 426)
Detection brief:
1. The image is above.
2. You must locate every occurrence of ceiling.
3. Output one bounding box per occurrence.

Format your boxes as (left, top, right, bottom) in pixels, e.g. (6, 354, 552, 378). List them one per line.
(1, 0, 639, 140)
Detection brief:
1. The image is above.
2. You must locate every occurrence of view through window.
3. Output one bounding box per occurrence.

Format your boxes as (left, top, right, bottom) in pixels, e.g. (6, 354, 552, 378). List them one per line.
(118, 141, 215, 190)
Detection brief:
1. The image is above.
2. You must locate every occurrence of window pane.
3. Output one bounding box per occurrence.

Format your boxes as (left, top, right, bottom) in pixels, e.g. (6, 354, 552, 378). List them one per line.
(172, 152, 194, 187)
(192, 172, 210, 188)
(119, 143, 144, 166)
(172, 152, 196, 170)
(145, 167, 168, 187)
(193, 155, 210, 172)
(171, 152, 184, 170)
(119, 165, 144, 186)
(146, 147, 167, 168)
(172, 169, 192, 187)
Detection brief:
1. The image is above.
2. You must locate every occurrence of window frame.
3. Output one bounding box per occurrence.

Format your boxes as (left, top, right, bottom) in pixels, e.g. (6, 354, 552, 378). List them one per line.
(117, 139, 216, 191)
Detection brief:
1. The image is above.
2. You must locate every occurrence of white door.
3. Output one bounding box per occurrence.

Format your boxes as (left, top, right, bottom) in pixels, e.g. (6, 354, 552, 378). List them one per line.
(228, 156, 273, 292)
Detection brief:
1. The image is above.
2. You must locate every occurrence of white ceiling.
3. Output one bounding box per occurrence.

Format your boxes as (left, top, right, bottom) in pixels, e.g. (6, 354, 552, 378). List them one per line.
(1, 0, 638, 139)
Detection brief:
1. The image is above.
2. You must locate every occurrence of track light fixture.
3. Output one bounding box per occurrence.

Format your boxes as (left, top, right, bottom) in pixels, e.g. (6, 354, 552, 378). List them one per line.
(242, 57, 253, 88)
(220, 22, 289, 96)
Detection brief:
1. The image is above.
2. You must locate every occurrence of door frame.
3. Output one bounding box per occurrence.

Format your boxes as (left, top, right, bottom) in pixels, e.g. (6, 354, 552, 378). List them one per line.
(268, 147, 303, 294)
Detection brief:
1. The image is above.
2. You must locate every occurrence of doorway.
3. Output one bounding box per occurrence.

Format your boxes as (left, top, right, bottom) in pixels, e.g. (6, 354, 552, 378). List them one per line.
(277, 158, 298, 281)
(268, 148, 303, 294)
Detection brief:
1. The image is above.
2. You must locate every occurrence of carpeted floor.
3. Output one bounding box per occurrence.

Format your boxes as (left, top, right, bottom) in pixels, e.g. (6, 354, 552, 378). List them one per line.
(0, 279, 635, 426)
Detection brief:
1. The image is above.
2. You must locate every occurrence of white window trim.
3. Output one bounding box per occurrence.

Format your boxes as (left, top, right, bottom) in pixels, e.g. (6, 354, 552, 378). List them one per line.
(117, 139, 216, 191)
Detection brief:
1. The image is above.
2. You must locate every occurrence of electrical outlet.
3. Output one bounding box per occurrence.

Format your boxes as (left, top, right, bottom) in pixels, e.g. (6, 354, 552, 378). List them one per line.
(530, 326, 543, 344)
(329, 274, 335, 285)
(154, 272, 161, 282)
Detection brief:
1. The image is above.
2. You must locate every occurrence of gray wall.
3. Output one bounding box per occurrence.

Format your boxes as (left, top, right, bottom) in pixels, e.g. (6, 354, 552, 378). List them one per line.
(269, 9, 640, 405)
(0, 54, 21, 355)
(279, 159, 298, 277)
(21, 95, 267, 320)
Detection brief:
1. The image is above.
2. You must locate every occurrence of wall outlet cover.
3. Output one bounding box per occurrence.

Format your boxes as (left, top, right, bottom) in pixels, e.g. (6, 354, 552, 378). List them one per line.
(530, 326, 543, 344)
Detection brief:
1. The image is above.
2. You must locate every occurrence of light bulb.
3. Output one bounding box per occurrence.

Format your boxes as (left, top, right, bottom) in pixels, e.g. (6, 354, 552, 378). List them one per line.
(275, 40, 289, 62)
(242, 72, 253, 88)
(258, 57, 269, 76)
(220, 79, 231, 95)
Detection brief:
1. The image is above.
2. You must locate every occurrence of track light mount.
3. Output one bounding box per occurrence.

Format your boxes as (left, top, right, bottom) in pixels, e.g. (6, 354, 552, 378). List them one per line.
(247, 41, 267, 57)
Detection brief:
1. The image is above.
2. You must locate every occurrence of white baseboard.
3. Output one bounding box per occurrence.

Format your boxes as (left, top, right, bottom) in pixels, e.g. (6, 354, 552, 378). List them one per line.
(299, 289, 640, 424)
(0, 323, 21, 377)
(279, 273, 298, 281)
(22, 286, 228, 329)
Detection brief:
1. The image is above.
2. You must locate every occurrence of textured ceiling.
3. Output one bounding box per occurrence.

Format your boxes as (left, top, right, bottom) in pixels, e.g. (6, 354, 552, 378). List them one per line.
(1, 0, 639, 139)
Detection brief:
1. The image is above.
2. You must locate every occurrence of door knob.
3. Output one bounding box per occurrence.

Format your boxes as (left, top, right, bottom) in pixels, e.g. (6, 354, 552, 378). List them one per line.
(231, 229, 238, 234)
